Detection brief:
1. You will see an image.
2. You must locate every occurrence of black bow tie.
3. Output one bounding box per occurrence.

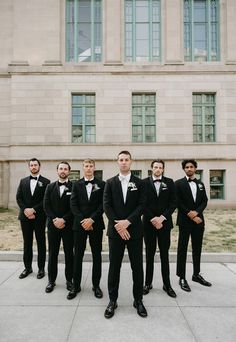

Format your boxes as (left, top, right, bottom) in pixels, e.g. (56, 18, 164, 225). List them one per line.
(188, 178, 196, 183)
(30, 175, 37, 180)
(153, 179, 161, 183)
(85, 180, 95, 186)
(58, 182, 67, 186)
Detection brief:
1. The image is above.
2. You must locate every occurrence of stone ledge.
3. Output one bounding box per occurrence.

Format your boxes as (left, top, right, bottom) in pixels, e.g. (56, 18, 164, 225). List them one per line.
(0, 251, 235, 263)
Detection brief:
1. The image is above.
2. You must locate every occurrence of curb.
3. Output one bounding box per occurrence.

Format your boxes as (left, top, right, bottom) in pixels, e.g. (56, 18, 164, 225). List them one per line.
(0, 251, 236, 263)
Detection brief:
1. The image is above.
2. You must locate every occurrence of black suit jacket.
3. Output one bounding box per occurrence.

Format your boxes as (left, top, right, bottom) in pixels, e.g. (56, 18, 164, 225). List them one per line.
(43, 180, 74, 230)
(16, 175, 50, 221)
(142, 176, 176, 231)
(175, 177, 208, 228)
(70, 177, 105, 231)
(103, 174, 145, 239)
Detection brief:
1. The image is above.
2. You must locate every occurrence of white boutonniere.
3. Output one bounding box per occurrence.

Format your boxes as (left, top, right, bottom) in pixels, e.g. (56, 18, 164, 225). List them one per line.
(198, 183, 203, 190)
(161, 182, 168, 189)
(38, 181, 43, 187)
(128, 182, 138, 191)
(92, 183, 100, 192)
(64, 187, 69, 192)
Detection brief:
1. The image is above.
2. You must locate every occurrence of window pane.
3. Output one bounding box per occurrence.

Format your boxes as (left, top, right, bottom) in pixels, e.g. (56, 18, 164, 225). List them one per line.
(184, 0, 220, 61)
(66, 0, 102, 62)
(125, 0, 161, 61)
(72, 94, 95, 143)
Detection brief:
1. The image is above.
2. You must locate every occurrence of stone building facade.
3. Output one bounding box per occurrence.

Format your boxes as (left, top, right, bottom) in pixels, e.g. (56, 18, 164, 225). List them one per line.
(0, 0, 236, 208)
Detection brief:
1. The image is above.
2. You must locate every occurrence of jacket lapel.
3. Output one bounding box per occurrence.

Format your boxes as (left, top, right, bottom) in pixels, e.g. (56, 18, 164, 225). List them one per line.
(115, 175, 125, 204)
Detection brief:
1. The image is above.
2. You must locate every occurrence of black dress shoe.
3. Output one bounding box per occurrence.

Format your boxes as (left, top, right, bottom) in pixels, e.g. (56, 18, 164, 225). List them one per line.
(192, 274, 212, 287)
(179, 278, 191, 292)
(163, 285, 177, 298)
(67, 287, 81, 300)
(37, 269, 45, 279)
(104, 301, 117, 319)
(45, 282, 55, 293)
(133, 300, 148, 317)
(92, 286, 103, 298)
(66, 281, 73, 291)
(19, 268, 33, 279)
(143, 284, 153, 295)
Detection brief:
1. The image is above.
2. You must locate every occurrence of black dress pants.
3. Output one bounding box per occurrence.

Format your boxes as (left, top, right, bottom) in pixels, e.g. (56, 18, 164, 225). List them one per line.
(20, 219, 46, 270)
(144, 227, 171, 287)
(47, 227, 74, 283)
(176, 225, 204, 278)
(108, 237, 143, 302)
(73, 229, 103, 290)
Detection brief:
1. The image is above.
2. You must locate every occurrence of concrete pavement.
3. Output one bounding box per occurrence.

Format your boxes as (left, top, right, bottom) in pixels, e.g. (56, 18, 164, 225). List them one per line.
(0, 260, 236, 342)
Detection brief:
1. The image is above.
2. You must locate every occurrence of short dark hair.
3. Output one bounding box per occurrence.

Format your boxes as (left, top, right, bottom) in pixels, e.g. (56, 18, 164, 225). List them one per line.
(151, 159, 165, 168)
(57, 161, 71, 171)
(117, 150, 132, 159)
(28, 158, 41, 166)
(182, 159, 198, 169)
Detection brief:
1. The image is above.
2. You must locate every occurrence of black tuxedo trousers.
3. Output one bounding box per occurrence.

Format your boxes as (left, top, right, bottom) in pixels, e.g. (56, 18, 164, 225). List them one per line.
(20, 218, 46, 270)
(73, 229, 103, 289)
(108, 237, 143, 302)
(144, 227, 171, 287)
(176, 225, 204, 278)
(47, 227, 74, 283)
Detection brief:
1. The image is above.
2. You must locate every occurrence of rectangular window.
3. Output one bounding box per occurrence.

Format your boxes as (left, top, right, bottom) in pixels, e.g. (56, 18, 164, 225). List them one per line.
(132, 170, 142, 178)
(193, 93, 215, 142)
(184, 0, 220, 61)
(66, 0, 102, 62)
(94, 170, 103, 180)
(132, 93, 156, 142)
(210, 170, 224, 199)
(72, 94, 96, 143)
(195, 169, 203, 181)
(125, 0, 161, 61)
(69, 170, 80, 181)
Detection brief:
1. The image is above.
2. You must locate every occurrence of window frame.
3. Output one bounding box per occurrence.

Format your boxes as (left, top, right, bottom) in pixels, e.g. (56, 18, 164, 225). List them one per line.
(71, 93, 96, 143)
(192, 93, 216, 143)
(124, 0, 161, 62)
(184, 0, 220, 62)
(65, 0, 103, 62)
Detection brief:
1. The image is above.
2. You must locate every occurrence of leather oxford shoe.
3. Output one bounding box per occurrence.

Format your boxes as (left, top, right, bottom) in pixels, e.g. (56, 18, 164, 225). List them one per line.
(163, 285, 177, 298)
(67, 287, 81, 300)
(179, 278, 191, 292)
(133, 300, 148, 317)
(45, 282, 55, 293)
(192, 274, 212, 287)
(19, 268, 33, 279)
(143, 284, 153, 295)
(37, 269, 45, 279)
(104, 301, 117, 319)
(66, 281, 73, 291)
(92, 286, 103, 299)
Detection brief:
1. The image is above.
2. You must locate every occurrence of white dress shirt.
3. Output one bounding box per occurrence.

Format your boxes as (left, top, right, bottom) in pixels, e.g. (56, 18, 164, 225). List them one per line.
(119, 173, 131, 203)
(152, 175, 162, 196)
(85, 177, 94, 200)
(30, 175, 39, 195)
(187, 176, 197, 202)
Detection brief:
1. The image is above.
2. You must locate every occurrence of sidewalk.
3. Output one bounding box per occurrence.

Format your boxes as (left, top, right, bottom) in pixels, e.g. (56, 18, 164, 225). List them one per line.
(0, 261, 236, 342)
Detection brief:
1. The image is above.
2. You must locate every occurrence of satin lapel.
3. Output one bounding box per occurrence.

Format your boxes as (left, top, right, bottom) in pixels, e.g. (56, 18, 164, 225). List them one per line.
(81, 179, 89, 201)
(126, 175, 137, 203)
(195, 180, 201, 203)
(184, 178, 195, 203)
(26, 177, 33, 198)
(55, 182, 61, 197)
(149, 176, 158, 198)
(115, 175, 125, 204)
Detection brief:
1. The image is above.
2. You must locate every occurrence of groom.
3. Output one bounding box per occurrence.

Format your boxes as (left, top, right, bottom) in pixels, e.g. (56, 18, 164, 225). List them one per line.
(103, 150, 147, 318)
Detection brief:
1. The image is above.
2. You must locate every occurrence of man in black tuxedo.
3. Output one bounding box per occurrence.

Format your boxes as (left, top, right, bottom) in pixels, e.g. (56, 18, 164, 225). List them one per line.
(143, 160, 177, 298)
(43, 161, 74, 293)
(175, 159, 212, 292)
(104, 151, 147, 319)
(16, 158, 50, 279)
(67, 159, 105, 300)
